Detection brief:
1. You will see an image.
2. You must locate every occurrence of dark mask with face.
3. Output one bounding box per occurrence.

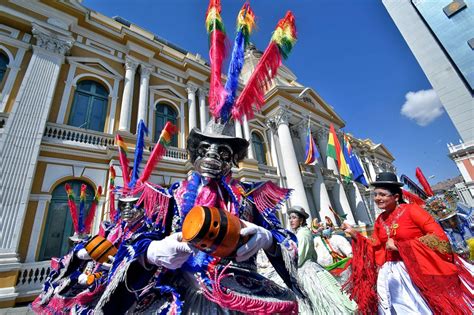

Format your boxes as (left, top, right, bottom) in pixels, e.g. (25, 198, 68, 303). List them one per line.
(193, 141, 234, 178)
(118, 197, 144, 224)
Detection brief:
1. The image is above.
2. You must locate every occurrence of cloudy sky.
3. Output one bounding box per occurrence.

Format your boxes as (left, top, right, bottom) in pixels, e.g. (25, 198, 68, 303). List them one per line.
(82, 0, 462, 183)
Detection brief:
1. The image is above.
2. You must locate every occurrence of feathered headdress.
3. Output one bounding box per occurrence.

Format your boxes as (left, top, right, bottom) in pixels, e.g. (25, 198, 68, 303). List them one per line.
(205, 0, 297, 124)
(114, 120, 177, 221)
(65, 183, 102, 239)
(415, 167, 434, 197)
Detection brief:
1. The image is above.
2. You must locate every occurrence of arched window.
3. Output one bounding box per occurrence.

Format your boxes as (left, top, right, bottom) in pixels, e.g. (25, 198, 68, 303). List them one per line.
(154, 103, 178, 146)
(0, 53, 9, 84)
(68, 80, 108, 132)
(252, 132, 267, 165)
(39, 180, 95, 260)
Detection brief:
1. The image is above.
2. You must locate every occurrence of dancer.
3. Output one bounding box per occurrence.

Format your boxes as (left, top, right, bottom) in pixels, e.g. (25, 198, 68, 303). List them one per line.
(288, 206, 357, 315)
(343, 171, 472, 314)
(314, 225, 352, 284)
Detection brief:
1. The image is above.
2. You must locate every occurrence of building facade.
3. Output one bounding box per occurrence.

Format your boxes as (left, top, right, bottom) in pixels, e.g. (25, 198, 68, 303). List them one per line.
(0, 0, 396, 307)
(383, 0, 474, 203)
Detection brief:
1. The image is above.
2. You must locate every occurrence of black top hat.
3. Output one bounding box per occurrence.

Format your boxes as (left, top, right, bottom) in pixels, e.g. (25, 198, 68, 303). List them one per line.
(370, 172, 404, 187)
(187, 119, 249, 163)
(287, 206, 309, 219)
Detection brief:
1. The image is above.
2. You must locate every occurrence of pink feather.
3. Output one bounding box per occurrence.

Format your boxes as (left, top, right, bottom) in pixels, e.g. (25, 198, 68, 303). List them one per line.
(139, 122, 178, 184)
(233, 42, 281, 121)
(65, 183, 79, 233)
(208, 30, 228, 117)
(84, 186, 102, 234)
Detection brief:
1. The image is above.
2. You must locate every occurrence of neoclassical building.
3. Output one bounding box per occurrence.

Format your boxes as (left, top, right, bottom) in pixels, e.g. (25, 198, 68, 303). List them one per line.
(0, 0, 396, 307)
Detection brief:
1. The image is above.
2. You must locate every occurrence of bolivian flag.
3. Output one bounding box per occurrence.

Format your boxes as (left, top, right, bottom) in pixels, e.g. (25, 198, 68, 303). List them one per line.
(327, 124, 351, 180)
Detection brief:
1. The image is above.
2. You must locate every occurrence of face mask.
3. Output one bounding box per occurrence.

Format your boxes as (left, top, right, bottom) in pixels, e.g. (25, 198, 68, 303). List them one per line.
(193, 141, 233, 178)
(118, 198, 144, 224)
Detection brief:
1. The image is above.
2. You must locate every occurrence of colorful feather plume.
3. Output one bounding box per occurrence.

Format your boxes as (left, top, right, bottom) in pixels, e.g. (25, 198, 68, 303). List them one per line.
(78, 184, 87, 233)
(233, 11, 297, 121)
(415, 167, 434, 197)
(214, 2, 256, 122)
(84, 186, 102, 234)
(108, 166, 118, 223)
(139, 122, 178, 184)
(129, 120, 148, 189)
(206, 0, 227, 116)
(400, 174, 428, 200)
(65, 183, 79, 233)
(115, 134, 130, 188)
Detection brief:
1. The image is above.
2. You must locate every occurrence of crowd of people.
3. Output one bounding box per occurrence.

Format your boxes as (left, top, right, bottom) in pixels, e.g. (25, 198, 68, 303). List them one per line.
(30, 0, 473, 313)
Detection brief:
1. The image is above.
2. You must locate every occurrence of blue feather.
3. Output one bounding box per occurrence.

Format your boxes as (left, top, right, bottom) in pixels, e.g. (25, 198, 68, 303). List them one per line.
(221, 30, 246, 122)
(129, 120, 148, 188)
(181, 172, 201, 217)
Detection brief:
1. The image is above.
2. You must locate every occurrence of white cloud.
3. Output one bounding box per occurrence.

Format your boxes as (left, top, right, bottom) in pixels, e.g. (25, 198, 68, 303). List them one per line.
(400, 89, 444, 126)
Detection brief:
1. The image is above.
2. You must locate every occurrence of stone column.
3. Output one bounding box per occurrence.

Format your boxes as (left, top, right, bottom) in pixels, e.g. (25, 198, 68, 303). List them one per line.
(187, 84, 198, 131)
(0, 24, 73, 261)
(271, 107, 310, 213)
(366, 156, 377, 182)
(235, 119, 243, 138)
(118, 57, 138, 132)
(136, 64, 152, 130)
(198, 88, 208, 130)
(242, 115, 255, 159)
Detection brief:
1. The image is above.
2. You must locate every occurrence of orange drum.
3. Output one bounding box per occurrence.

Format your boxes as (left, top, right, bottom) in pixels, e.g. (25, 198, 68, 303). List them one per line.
(84, 235, 117, 264)
(182, 206, 246, 258)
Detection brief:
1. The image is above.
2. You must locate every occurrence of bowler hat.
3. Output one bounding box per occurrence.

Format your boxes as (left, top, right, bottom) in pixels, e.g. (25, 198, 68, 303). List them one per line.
(287, 206, 309, 219)
(187, 119, 249, 163)
(370, 172, 404, 187)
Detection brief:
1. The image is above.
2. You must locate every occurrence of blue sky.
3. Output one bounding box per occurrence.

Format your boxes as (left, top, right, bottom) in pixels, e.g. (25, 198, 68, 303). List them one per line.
(83, 0, 462, 183)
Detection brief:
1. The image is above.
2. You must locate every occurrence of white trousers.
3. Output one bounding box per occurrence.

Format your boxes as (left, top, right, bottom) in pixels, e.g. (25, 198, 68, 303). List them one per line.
(377, 261, 432, 315)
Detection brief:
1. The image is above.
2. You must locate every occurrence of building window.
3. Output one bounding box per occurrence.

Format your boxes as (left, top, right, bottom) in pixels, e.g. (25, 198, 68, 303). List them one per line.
(0, 53, 8, 85)
(154, 103, 178, 146)
(39, 180, 95, 260)
(252, 132, 266, 165)
(68, 80, 108, 132)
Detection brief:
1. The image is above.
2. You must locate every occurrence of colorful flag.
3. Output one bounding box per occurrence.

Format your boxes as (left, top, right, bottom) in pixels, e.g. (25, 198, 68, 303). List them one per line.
(327, 124, 351, 180)
(304, 120, 320, 165)
(343, 134, 369, 187)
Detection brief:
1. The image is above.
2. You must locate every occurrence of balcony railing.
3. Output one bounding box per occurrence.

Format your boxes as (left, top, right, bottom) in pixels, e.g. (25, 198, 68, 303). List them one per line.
(163, 146, 188, 161)
(16, 261, 51, 297)
(43, 122, 114, 148)
(258, 164, 278, 175)
(42, 123, 188, 161)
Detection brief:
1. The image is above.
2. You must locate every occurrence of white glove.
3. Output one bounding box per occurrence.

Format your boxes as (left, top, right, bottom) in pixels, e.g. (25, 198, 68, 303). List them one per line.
(146, 232, 193, 270)
(78, 273, 88, 285)
(77, 248, 91, 260)
(236, 221, 274, 262)
(102, 255, 115, 270)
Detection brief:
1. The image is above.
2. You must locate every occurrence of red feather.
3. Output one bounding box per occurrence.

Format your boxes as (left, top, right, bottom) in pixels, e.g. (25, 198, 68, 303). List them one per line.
(233, 42, 281, 121)
(64, 183, 79, 233)
(415, 167, 434, 197)
(208, 29, 227, 116)
(402, 189, 426, 206)
(139, 122, 178, 184)
(108, 166, 117, 222)
(84, 186, 102, 234)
